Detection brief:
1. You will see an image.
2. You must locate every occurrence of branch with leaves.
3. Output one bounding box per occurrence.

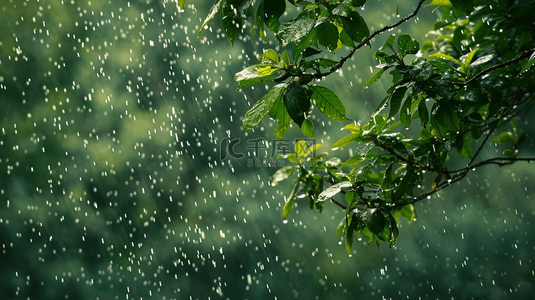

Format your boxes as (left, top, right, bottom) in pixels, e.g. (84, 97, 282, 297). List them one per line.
(194, 0, 535, 253)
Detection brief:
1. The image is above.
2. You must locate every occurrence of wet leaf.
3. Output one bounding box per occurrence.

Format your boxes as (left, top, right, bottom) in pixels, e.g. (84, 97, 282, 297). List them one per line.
(278, 10, 317, 46)
(301, 119, 315, 138)
(198, 0, 224, 38)
(284, 82, 311, 127)
(397, 34, 419, 57)
(311, 86, 348, 121)
(491, 132, 514, 144)
(339, 11, 369, 43)
(389, 86, 407, 118)
(243, 84, 286, 131)
(264, 0, 286, 32)
(269, 89, 292, 140)
(317, 181, 353, 202)
(272, 166, 295, 185)
(316, 22, 339, 51)
(364, 66, 390, 89)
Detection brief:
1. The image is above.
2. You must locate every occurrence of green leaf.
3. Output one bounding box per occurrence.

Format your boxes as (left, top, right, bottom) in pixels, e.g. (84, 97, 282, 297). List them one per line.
(197, 0, 224, 38)
(295, 140, 307, 157)
(363, 209, 386, 235)
(310, 86, 348, 121)
(272, 166, 295, 185)
(221, 1, 248, 46)
(381, 34, 396, 52)
(418, 98, 429, 128)
(176, 0, 186, 10)
(256, 0, 266, 40)
(315, 22, 339, 51)
(278, 10, 317, 47)
(491, 132, 514, 144)
(425, 0, 452, 7)
(400, 204, 416, 221)
(293, 30, 318, 61)
(284, 82, 311, 127)
(259, 49, 279, 64)
(397, 34, 419, 57)
(333, 1, 353, 17)
(243, 84, 286, 132)
(385, 211, 399, 248)
(389, 86, 408, 118)
(319, 58, 338, 68)
(519, 51, 535, 76)
(339, 28, 355, 47)
(341, 155, 362, 167)
(269, 87, 292, 140)
(265, 0, 286, 32)
(345, 222, 354, 254)
(339, 11, 369, 43)
(363, 66, 390, 89)
(456, 133, 473, 158)
(460, 48, 478, 73)
(300, 119, 315, 138)
(331, 133, 367, 149)
(280, 50, 291, 68)
(503, 149, 516, 158)
(434, 103, 460, 131)
(345, 191, 357, 205)
(318, 181, 353, 202)
(349, 163, 374, 183)
(337, 218, 346, 241)
(450, 0, 474, 15)
(430, 53, 462, 65)
(283, 182, 299, 219)
(400, 94, 412, 128)
(234, 64, 276, 90)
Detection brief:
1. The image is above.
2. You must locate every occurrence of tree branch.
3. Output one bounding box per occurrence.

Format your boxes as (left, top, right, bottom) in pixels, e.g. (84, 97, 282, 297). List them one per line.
(314, 0, 427, 80)
(456, 48, 535, 88)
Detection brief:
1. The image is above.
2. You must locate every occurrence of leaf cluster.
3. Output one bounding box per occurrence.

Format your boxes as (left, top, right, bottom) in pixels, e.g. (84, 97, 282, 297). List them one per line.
(195, 0, 535, 253)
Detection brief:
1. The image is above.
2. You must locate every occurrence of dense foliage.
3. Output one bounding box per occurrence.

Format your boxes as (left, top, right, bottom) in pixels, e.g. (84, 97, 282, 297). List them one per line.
(195, 0, 535, 253)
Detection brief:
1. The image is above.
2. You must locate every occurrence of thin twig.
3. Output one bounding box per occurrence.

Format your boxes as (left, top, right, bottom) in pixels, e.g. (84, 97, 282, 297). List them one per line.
(456, 48, 535, 88)
(331, 198, 347, 210)
(314, 0, 428, 80)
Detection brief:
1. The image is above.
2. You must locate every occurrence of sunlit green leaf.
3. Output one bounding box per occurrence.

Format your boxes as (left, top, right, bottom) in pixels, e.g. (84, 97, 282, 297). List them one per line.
(318, 181, 353, 202)
(259, 49, 279, 64)
(176, 0, 186, 10)
(295, 140, 308, 157)
(278, 10, 317, 47)
(272, 166, 295, 185)
(400, 204, 416, 221)
(301, 119, 314, 138)
(234, 64, 277, 90)
(331, 133, 367, 149)
(311, 86, 348, 121)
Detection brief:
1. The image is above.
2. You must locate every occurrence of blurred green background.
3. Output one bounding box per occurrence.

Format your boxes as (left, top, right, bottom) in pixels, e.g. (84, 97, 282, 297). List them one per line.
(1, 0, 534, 299)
